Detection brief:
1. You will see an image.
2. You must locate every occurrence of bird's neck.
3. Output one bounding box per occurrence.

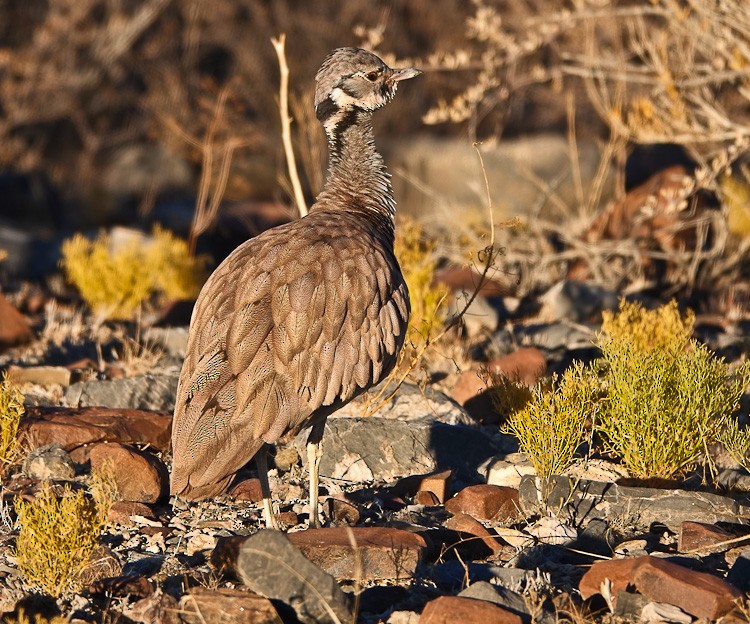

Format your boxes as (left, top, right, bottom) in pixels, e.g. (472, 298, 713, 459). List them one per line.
(315, 110, 396, 232)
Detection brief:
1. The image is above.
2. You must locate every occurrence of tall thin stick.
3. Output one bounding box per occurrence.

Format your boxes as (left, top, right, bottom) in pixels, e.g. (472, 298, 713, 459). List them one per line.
(272, 34, 308, 218)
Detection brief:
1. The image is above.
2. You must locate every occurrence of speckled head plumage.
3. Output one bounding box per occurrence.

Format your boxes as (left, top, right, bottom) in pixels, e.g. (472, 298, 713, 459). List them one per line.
(314, 48, 421, 124)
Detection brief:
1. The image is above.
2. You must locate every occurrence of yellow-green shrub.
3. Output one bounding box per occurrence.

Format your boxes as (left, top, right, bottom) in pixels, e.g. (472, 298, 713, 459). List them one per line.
(502, 362, 599, 479)
(597, 299, 748, 478)
(717, 417, 750, 473)
(0, 372, 24, 475)
(486, 370, 534, 424)
(14, 474, 114, 596)
(60, 226, 208, 320)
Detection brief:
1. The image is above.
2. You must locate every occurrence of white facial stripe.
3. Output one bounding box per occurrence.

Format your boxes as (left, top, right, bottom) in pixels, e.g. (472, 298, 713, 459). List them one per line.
(330, 87, 359, 108)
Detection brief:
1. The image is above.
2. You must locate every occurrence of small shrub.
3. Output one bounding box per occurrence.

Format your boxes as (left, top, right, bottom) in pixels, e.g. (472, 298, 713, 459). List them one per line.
(60, 226, 209, 320)
(0, 372, 24, 475)
(597, 300, 748, 479)
(485, 369, 534, 423)
(717, 417, 750, 473)
(14, 474, 114, 596)
(502, 362, 599, 479)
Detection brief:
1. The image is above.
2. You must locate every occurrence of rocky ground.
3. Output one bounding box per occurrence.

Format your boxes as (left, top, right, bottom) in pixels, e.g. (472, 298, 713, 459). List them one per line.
(0, 266, 750, 624)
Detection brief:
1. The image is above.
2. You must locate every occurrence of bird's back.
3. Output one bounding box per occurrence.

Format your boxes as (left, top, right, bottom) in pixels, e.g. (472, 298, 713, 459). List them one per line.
(170, 208, 409, 499)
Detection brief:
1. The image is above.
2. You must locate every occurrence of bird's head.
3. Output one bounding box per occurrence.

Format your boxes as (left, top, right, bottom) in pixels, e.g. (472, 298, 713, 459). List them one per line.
(314, 48, 421, 123)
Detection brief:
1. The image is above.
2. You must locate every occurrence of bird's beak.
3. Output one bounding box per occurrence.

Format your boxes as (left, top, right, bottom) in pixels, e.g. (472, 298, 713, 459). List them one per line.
(390, 67, 423, 83)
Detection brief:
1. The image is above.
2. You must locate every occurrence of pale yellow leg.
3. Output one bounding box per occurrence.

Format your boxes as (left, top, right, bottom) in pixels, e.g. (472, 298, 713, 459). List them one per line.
(307, 439, 323, 528)
(256, 448, 278, 529)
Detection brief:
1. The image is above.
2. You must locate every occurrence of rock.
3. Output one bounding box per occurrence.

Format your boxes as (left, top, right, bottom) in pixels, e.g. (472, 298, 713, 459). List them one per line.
(64, 373, 179, 411)
(538, 280, 618, 323)
(286, 527, 428, 581)
(295, 417, 497, 483)
(123, 588, 178, 624)
(488, 348, 547, 386)
(88, 442, 168, 503)
(88, 575, 153, 598)
(178, 587, 279, 624)
(445, 485, 521, 522)
(331, 381, 473, 425)
(444, 513, 504, 558)
(447, 293, 499, 338)
(727, 547, 750, 591)
(228, 478, 264, 502)
(77, 546, 122, 586)
(6, 365, 72, 387)
(108, 501, 157, 525)
(519, 474, 750, 531)
(459, 581, 555, 624)
(186, 534, 218, 557)
(22, 444, 75, 480)
(433, 266, 510, 299)
(326, 497, 361, 526)
(450, 370, 489, 408)
(526, 516, 577, 546)
(20, 406, 172, 452)
(211, 530, 352, 624)
(513, 322, 598, 352)
(0, 292, 33, 349)
(419, 596, 523, 624)
(678, 521, 733, 554)
(579, 556, 742, 619)
(142, 327, 189, 359)
(393, 470, 452, 504)
(415, 491, 440, 506)
(485, 453, 536, 489)
(640, 601, 692, 624)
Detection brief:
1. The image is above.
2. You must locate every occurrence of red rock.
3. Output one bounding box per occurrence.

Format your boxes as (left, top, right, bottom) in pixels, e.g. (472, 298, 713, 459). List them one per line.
(393, 470, 452, 504)
(445, 484, 521, 521)
(20, 406, 172, 452)
(287, 526, 427, 581)
(327, 496, 361, 525)
(108, 500, 156, 525)
(678, 521, 733, 554)
(88, 442, 168, 503)
(179, 587, 280, 624)
(579, 556, 742, 619)
(77, 545, 122, 586)
(276, 511, 299, 526)
(415, 490, 440, 506)
(433, 267, 511, 299)
(420, 596, 523, 624)
(88, 574, 153, 598)
(487, 348, 546, 386)
(444, 512, 503, 557)
(451, 370, 487, 406)
(0, 292, 33, 350)
(229, 478, 264, 502)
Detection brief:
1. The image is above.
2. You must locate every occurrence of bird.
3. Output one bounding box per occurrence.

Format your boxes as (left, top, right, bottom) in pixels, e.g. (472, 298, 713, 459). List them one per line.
(170, 47, 420, 528)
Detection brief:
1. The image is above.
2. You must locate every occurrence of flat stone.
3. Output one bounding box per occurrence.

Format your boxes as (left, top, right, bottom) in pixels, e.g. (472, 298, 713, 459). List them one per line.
(296, 416, 497, 483)
(458, 581, 555, 624)
(485, 453, 536, 489)
(415, 491, 440, 506)
(519, 474, 750, 531)
(0, 292, 32, 349)
(579, 556, 742, 619)
(678, 521, 733, 554)
(286, 526, 428, 581)
(64, 373, 179, 411)
(143, 327, 189, 359)
(228, 478, 263, 503)
(393, 470, 452, 503)
(444, 513, 503, 558)
(526, 516, 577, 545)
(538, 280, 618, 323)
(487, 348, 546, 385)
(88, 442, 168, 503)
(108, 501, 157, 525)
(419, 596, 523, 624)
(6, 365, 72, 387)
(22, 444, 75, 480)
(20, 406, 172, 452)
(77, 545, 123, 587)
(211, 530, 352, 624)
(178, 587, 279, 624)
(445, 484, 521, 521)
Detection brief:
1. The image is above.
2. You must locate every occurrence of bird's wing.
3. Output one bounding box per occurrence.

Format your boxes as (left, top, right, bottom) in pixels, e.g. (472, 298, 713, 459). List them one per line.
(170, 219, 409, 498)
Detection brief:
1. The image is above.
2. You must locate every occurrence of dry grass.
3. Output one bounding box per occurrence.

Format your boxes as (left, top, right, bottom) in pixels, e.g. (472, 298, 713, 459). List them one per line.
(0, 372, 24, 477)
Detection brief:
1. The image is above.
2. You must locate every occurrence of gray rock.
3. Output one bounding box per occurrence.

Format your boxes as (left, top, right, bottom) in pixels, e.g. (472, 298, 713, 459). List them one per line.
(515, 322, 597, 352)
(447, 294, 499, 338)
(332, 381, 473, 425)
(64, 374, 179, 411)
(295, 416, 498, 483)
(538, 280, 618, 323)
(459, 581, 556, 624)
(143, 327, 189, 359)
(519, 474, 750, 531)
(211, 530, 352, 624)
(23, 444, 75, 480)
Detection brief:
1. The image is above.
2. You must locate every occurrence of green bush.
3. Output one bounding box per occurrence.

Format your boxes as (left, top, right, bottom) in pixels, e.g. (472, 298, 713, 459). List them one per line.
(60, 226, 209, 320)
(502, 362, 599, 479)
(596, 300, 748, 479)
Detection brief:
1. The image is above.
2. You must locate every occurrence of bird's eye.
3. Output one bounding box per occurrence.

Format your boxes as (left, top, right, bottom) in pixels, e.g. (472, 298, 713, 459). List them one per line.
(365, 71, 380, 81)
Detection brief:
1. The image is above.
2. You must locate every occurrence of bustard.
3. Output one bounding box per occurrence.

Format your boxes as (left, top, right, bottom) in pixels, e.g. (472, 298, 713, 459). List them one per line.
(170, 47, 420, 527)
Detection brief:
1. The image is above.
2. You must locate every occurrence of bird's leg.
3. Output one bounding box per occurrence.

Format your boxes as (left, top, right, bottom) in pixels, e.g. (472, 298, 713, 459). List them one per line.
(306, 422, 325, 528)
(256, 446, 278, 529)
